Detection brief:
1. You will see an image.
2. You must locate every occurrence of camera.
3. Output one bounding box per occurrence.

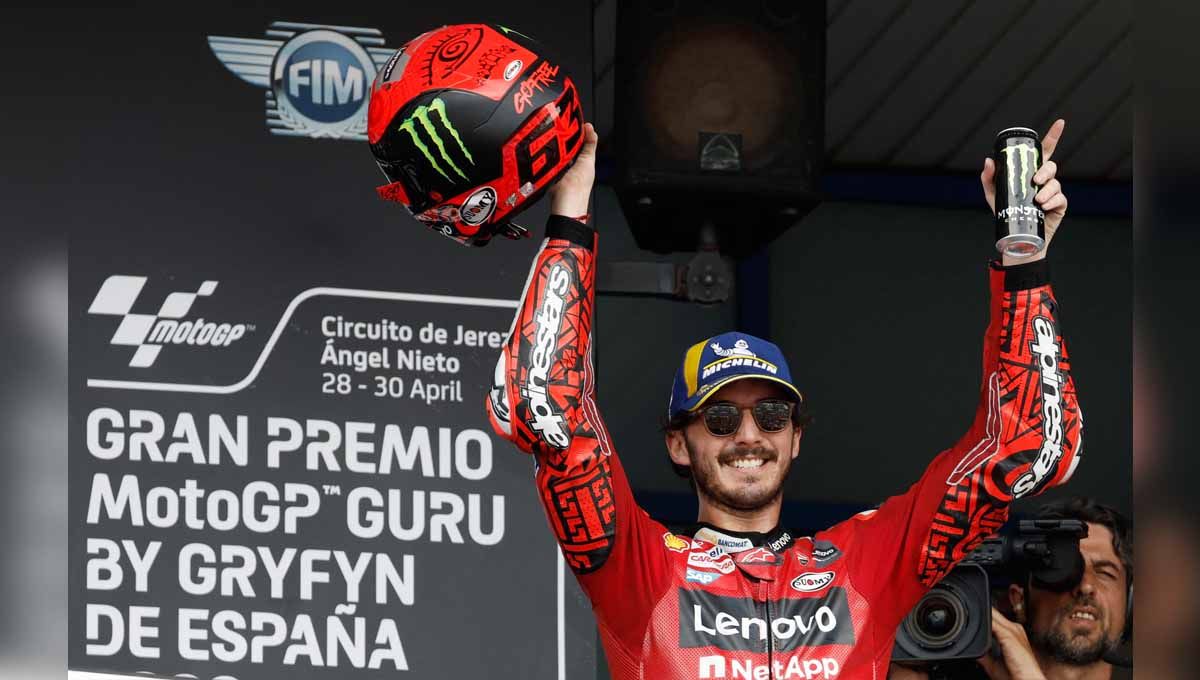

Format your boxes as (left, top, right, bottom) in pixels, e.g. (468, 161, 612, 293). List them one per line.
(892, 519, 1087, 667)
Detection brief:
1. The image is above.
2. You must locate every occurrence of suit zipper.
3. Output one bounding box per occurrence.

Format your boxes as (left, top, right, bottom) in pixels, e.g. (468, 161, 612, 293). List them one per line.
(761, 580, 774, 678)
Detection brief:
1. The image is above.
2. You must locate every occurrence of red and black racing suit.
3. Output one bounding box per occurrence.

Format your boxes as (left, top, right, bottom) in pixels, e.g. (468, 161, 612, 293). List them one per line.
(486, 216, 1082, 680)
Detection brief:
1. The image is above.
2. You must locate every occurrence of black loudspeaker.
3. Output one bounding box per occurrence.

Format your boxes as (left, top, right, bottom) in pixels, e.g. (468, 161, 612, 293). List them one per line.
(612, 0, 825, 256)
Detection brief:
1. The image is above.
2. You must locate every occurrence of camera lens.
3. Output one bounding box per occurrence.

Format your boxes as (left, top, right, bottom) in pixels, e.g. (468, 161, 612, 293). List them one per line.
(892, 564, 990, 661)
(902, 588, 967, 649)
(920, 601, 956, 637)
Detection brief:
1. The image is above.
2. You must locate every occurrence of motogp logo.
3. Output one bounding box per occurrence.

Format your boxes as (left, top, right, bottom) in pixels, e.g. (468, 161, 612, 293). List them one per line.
(88, 276, 249, 368)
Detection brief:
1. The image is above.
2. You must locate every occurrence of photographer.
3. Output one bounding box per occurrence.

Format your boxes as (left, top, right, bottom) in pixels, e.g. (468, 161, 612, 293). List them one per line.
(993, 498, 1131, 680)
(890, 497, 1131, 680)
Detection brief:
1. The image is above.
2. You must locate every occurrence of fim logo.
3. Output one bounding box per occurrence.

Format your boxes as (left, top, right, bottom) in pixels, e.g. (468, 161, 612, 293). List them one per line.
(88, 276, 249, 368)
(209, 21, 395, 140)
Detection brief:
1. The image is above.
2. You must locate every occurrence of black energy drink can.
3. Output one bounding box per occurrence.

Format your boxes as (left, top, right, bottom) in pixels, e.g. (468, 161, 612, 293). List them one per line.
(993, 127, 1045, 257)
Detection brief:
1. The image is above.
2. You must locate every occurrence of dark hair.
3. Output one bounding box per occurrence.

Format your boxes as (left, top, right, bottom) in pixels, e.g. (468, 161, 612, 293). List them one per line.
(1035, 496, 1133, 586)
(660, 398, 813, 479)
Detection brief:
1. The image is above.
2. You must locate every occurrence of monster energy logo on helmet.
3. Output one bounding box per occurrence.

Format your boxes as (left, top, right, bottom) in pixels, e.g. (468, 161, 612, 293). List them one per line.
(398, 97, 475, 182)
(1001, 142, 1039, 201)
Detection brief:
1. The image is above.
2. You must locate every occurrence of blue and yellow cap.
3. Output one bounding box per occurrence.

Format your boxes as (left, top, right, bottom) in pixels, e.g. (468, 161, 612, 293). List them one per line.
(667, 331, 804, 420)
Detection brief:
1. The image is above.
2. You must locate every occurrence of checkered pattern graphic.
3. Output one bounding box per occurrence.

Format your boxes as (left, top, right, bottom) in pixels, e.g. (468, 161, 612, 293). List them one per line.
(87, 275, 219, 367)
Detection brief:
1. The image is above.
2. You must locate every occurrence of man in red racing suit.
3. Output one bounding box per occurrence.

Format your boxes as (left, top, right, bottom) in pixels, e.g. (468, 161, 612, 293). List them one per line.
(486, 121, 1081, 679)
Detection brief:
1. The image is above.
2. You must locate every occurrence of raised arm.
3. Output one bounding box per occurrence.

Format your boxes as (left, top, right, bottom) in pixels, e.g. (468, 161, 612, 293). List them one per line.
(485, 125, 674, 659)
(485, 208, 619, 572)
(854, 121, 1083, 633)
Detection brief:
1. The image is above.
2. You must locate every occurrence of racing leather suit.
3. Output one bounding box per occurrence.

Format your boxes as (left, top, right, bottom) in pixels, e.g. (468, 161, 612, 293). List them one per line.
(486, 216, 1083, 680)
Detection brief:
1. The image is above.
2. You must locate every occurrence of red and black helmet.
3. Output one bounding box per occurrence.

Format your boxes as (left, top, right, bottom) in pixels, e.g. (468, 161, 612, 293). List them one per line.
(368, 24, 585, 246)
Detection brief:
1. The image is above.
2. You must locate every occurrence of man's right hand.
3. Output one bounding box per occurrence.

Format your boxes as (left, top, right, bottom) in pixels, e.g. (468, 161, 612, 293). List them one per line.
(548, 122, 598, 218)
(977, 608, 1046, 680)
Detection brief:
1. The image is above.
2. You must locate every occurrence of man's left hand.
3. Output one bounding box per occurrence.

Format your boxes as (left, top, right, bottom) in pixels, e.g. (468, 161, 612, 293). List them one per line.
(980, 118, 1068, 266)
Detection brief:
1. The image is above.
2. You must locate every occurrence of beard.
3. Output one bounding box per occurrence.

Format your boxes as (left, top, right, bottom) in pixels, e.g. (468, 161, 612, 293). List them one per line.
(687, 440, 789, 512)
(1028, 595, 1117, 665)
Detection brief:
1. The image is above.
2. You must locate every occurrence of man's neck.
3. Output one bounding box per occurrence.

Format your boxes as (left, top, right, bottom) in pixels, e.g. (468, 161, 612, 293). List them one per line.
(1035, 650, 1111, 680)
(695, 495, 782, 534)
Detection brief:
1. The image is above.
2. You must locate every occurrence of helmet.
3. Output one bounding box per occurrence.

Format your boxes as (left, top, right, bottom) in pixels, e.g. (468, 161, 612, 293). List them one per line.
(367, 24, 585, 246)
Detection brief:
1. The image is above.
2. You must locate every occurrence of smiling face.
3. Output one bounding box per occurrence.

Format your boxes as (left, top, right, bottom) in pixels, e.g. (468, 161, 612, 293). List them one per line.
(1017, 523, 1128, 665)
(665, 378, 801, 514)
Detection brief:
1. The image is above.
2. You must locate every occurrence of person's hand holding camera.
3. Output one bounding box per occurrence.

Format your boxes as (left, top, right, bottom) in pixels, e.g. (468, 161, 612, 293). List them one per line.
(977, 607, 1046, 680)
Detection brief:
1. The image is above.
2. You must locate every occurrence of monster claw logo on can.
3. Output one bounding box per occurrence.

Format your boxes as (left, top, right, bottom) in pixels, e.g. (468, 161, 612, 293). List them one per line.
(993, 127, 1045, 257)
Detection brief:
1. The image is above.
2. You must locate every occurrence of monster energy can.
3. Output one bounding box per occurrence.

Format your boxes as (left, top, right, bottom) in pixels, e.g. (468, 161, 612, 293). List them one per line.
(993, 127, 1045, 258)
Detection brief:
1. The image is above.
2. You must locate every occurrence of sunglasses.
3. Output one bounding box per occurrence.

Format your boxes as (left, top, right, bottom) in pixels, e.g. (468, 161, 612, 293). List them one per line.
(695, 399, 796, 437)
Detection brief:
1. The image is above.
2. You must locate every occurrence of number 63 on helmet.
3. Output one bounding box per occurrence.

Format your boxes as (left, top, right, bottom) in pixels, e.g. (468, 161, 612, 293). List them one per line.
(367, 23, 585, 246)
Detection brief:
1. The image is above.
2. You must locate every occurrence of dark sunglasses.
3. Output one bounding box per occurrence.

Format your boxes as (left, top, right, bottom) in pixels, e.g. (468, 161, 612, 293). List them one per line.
(695, 399, 796, 437)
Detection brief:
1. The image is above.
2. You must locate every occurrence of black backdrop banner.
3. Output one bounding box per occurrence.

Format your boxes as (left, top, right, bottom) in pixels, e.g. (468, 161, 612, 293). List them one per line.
(67, 3, 596, 679)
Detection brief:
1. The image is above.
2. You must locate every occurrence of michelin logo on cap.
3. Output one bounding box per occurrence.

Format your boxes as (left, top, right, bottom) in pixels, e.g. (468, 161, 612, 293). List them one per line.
(702, 340, 779, 380)
(711, 339, 756, 357)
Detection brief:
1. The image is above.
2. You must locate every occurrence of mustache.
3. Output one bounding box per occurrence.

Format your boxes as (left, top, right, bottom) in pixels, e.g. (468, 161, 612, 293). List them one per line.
(718, 445, 777, 464)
